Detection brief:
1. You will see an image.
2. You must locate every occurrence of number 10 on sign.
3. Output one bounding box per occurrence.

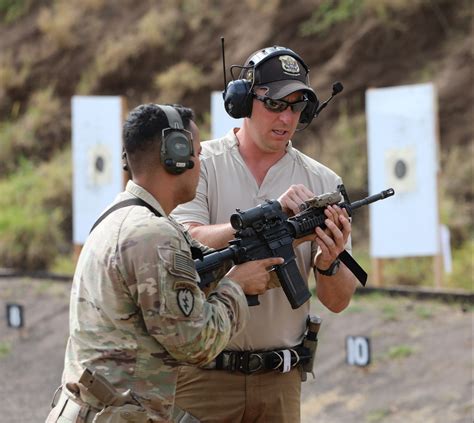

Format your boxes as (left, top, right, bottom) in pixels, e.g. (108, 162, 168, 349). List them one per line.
(346, 336, 371, 367)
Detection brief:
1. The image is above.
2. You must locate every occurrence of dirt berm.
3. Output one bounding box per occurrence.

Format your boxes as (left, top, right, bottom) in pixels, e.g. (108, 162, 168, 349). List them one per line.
(0, 277, 471, 423)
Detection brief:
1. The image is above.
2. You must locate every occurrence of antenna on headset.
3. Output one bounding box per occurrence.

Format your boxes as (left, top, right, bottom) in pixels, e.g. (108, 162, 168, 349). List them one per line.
(221, 37, 227, 98)
(314, 81, 344, 117)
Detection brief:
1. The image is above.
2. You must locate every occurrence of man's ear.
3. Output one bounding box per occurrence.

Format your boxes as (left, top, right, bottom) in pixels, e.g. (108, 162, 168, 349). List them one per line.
(122, 149, 129, 171)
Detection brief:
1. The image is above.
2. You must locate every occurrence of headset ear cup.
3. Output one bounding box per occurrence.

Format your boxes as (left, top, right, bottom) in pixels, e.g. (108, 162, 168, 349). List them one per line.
(224, 80, 253, 118)
(299, 93, 319, 125)
(161, 132, 194, 175)
(159, 105, 195, 175)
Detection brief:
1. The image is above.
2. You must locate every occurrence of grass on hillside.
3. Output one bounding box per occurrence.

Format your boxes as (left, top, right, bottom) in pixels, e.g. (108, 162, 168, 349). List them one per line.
(0, 150, 71, 270)
(0, 0, 471, 294)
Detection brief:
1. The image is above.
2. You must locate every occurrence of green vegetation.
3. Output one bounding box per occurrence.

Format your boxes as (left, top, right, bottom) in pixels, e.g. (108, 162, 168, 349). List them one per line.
(0, 87, 63, 175)
(311, 108, 368, 191)
(381, 303, 399, 321)
(34, 280, 70, 298)
(0, 0, 31, 23)
(415, 305, 433, 319)
(440, 144, 474, 246)
(299, 0, 363, 36)
(78, 6, 186, 94)
(387, 344, 414, 359)
(446, 240, 474, 291)
(299, 0, 447, 36)
(0, 150, 72, 270)
(0, 341, 11, 358)
(0, 0, 471, 289)
(37, 2, 81, 49)
(154, 62, 206, 102)
(366, 408, 392, 423)
(50, 254, 76, 275)
(244, 0, 280, 14)
(351, 249, 473, 291)
(0, 53, 31, 96)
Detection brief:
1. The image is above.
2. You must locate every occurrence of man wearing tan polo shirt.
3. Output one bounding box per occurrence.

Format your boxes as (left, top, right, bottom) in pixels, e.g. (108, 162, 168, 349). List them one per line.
(171, 46, 357, 422)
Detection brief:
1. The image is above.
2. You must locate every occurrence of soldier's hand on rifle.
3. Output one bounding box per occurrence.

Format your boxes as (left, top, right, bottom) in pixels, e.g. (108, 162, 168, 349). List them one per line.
(277, 184, 315, 216)
(314, 205, 351, 270)
(226, 257, 284, 295)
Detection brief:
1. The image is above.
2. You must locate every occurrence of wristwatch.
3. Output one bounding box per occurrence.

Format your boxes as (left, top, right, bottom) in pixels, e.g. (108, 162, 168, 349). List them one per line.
(316, 258, 341, 276)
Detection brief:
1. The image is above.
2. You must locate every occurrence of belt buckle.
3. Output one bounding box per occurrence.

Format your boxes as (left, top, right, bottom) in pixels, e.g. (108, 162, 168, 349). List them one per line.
(248, 353, 263, 373)
(237, 352, 263, 374)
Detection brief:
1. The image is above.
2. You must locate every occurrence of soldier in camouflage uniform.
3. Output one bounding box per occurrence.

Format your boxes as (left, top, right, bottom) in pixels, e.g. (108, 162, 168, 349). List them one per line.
(46, 104, 283, 422)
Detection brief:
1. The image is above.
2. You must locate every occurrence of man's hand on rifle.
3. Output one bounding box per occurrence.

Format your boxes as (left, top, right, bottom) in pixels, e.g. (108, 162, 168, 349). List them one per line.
(314, 205, 351, 270)
(226, 257, 284, 295)
(277, 184, 315, 216)
(278, 184, 342, 248)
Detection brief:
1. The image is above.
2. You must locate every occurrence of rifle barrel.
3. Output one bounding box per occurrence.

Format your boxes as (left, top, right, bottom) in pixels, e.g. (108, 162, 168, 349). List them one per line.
(350, 188, 395, 211)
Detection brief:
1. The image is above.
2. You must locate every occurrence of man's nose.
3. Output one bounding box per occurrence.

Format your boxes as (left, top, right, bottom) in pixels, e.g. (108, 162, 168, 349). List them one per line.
(278, 107, 297, 125)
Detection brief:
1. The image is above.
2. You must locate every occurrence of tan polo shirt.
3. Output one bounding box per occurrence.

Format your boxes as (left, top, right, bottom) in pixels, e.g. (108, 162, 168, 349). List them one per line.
(172, 129, 349, 350)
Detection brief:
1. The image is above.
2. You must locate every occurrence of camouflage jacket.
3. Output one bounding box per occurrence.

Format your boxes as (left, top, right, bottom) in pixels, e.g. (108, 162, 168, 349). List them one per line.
(62, 180, 249, 421)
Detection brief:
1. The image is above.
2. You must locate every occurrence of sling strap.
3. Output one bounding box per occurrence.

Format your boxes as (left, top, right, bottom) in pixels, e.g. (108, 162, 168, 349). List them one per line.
(88, 197, 203, 261)
(338, 250, 368, 286)
(89, 198, 162, 234)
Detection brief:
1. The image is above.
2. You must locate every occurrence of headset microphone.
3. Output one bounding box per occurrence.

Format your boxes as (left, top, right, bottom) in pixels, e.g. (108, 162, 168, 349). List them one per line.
(332, 81, 343, 95)
(314, 81, 344, 117)
(221, 37, 227, 100)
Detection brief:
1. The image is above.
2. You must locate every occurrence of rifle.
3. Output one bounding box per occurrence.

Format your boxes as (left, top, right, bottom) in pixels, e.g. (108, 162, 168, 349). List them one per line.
(196, 185, 394, 309)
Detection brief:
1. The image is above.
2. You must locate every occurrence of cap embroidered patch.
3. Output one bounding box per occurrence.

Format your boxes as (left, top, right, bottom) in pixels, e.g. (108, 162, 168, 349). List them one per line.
(279, 55, 300, 75)
(177, 288, 194, 316)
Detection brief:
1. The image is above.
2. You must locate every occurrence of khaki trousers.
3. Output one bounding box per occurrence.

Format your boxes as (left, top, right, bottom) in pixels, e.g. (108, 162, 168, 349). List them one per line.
(174, 365, 301, 423)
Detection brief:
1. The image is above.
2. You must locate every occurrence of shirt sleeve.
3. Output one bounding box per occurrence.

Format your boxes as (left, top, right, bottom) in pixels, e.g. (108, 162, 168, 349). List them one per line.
(118, 215, 248, 366)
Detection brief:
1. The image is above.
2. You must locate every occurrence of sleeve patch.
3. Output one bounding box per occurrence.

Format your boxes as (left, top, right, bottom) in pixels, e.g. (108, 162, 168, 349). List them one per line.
(173, 251, 196, 280)
(177, 288, 195, 317)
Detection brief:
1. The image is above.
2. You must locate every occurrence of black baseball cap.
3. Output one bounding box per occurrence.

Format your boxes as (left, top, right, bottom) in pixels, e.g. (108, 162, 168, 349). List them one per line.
(239, 46, 316, 100)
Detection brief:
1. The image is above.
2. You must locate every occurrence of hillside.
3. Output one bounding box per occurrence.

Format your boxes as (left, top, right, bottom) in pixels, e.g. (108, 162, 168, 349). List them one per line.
(0, 0, 472, 270)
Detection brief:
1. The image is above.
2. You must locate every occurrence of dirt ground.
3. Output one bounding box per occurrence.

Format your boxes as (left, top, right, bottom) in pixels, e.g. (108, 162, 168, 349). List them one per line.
(0, 277, 472, 423)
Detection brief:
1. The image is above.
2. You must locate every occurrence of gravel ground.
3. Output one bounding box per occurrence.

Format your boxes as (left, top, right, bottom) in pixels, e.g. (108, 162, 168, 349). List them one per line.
(0, 277, 472, 423)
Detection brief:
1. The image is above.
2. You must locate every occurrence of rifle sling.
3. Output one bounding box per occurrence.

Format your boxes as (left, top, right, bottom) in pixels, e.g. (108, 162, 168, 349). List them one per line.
(89, 198, 162, 234)
(338, 250, 367, 286)
(88, 197, 203, 261)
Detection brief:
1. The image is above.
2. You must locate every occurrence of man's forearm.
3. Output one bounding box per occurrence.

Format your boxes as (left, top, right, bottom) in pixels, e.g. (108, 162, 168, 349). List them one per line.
(186, 222, 235, 249)
(315, 265, 357, 313)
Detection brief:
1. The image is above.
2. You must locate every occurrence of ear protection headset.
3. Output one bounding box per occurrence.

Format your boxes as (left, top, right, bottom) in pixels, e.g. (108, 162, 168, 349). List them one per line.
(223, 47, 319, 125)
(159, 105, 194, 175)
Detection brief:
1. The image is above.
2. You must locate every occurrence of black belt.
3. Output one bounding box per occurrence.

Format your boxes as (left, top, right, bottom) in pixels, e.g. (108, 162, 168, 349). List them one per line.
(211, 346, 311, 374)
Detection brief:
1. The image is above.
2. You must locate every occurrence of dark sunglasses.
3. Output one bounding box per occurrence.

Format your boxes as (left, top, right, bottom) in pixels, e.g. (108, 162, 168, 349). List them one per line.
(253, 93, 308, 113)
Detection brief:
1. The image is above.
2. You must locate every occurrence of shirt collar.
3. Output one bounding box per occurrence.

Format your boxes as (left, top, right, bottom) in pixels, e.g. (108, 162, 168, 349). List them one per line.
(125, 180, 168, 217)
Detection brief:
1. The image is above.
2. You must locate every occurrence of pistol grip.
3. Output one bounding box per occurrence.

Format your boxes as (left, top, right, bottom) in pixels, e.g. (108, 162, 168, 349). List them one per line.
(246, 294, 260, 306)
